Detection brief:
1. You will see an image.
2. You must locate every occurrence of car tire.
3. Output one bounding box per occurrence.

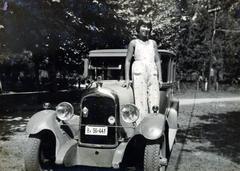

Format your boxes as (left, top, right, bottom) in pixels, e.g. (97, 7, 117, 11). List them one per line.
(24, 137, 55, 171)
(144, 138, 167, 171)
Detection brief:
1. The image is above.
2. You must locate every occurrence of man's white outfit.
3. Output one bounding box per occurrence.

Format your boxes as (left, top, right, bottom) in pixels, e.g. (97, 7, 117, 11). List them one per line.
(132, 39, 160, 125)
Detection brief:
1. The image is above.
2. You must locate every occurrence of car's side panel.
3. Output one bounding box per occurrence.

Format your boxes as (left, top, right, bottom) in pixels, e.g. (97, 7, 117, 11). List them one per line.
(159, 91, 168, 113)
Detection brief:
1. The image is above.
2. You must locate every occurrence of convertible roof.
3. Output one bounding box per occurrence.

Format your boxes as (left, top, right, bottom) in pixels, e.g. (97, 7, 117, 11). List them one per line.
(88, 49, 176, 58)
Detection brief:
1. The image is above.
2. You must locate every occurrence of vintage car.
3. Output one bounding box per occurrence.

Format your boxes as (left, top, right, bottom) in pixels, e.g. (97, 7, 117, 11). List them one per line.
(24, 49, 179, 171)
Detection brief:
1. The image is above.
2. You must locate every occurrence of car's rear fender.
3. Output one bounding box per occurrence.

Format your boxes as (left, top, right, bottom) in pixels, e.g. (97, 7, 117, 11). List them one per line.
(26, 110, 72, 160)
(167, 97, 179, 129)
(166, 97, 179, 150)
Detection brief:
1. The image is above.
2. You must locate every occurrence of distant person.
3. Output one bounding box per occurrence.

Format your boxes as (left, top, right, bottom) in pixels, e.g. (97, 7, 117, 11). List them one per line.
(18, 71, 24, 83)
(197, 74, 204, 91)
(123, 20, 162, 124)
(210, 67, 214, 83)
(210, 66, 218, 91)
(39, 69, 49, 86)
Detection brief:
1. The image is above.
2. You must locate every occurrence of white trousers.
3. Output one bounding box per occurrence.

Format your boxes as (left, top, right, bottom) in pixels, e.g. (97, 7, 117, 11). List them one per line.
(132, 61, 160, 125)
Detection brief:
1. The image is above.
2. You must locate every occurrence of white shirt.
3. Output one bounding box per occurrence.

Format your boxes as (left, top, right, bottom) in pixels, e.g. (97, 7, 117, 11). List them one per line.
(134, 39, 155, 63)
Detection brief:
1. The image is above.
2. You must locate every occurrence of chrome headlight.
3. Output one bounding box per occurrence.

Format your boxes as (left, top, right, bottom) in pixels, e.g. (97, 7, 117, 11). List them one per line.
(56, 102, 74, 121)
(120, 104, 139, 123)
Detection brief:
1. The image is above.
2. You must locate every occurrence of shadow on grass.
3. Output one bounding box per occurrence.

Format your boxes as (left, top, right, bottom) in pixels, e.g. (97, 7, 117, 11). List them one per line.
(0, 90, 82, 141)
(0, 111, 30, 141)
(177, 111, 240, 164)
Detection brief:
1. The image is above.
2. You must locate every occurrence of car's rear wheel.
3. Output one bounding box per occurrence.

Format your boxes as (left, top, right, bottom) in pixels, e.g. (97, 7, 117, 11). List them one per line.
(144, 137, 167, 171)
(24, 136, 55, 171)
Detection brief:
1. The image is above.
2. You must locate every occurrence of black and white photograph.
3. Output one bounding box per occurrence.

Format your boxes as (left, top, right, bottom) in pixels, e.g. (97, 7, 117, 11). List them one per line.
(0, 0, 240, 171)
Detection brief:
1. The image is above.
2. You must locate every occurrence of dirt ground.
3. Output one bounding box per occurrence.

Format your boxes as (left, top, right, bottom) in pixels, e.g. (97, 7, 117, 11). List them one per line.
(0, 90, 240, 171)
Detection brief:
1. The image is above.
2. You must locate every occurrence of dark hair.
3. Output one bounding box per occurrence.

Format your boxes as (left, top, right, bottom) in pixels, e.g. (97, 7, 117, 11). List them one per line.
(136, 20, 152, 33)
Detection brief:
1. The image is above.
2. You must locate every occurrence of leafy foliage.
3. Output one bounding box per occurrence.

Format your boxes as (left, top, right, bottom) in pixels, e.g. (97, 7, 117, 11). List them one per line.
(0, 0, 131, 91)
(0, 0, 240, 91)
(176, 0, 240, 81)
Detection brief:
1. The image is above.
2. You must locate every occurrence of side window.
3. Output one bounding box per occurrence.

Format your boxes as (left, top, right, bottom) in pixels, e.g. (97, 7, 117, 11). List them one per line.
(160, 53, 170, 83)
(171, 61, 176, 82)
(159, 52, 176, 83)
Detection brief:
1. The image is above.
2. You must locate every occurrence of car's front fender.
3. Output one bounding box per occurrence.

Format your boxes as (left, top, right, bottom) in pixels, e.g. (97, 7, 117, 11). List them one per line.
(26, 110, 71, 159)
(135, 114, 166, 140)
(26, 110, 58, 135)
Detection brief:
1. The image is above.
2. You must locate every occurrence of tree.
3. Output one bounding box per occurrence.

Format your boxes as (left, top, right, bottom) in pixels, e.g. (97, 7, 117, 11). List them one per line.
(106, 0, 181, 49)
(175, 0, 240, 87)
(0, 0, 131, 91)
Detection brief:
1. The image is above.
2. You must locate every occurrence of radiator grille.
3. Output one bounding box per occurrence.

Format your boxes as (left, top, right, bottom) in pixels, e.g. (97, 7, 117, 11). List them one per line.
(80, 96, 117, 145)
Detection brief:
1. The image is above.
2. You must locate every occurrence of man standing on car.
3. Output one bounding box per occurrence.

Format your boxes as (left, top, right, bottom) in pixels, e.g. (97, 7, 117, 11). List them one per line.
(124, 20, 163, 125)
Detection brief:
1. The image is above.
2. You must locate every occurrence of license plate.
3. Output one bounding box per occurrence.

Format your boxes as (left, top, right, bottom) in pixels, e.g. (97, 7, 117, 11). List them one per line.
(85, 126, 108, 136)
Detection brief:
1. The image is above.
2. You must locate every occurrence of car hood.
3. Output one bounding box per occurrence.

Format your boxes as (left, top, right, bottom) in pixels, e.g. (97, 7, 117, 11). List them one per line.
(101, 80, 134, 106)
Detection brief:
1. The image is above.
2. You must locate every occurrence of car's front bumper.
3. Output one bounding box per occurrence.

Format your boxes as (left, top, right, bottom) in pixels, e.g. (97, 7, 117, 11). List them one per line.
(56, 139, 127, 169)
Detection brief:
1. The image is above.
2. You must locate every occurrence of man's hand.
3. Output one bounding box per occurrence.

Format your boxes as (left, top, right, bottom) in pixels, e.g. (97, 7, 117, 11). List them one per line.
(122, 80, 131, 88)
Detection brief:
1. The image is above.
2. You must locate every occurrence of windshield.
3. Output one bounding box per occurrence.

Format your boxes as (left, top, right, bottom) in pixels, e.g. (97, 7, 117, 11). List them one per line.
(88, 57, 125, 80)
(87, 52, 175, 82)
